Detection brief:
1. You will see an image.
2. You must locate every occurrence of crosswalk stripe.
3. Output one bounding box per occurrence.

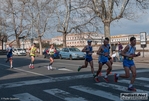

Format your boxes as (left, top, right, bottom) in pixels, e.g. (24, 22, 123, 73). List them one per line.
(13, 93, 42, 101)
(0, 69, 149, 89)
(136, 77, 149, 82)
(58, 68, 73, 71)
(44, 88, 88, 101)
(70, 85, 121, 101)
(95, 82, 149, 94)
(118, 79, 149, 88)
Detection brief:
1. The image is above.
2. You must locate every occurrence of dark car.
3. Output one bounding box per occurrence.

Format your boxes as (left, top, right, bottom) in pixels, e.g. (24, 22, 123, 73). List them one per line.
(43, 48, 60, 59)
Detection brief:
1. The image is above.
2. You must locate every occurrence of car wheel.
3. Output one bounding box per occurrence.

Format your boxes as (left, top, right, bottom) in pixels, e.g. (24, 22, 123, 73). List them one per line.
(59, 55, 62, 59)
(69, 55, 72, 60)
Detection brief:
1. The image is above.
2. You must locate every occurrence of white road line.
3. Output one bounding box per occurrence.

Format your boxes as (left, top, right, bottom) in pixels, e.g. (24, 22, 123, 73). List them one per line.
(58, 68, 73, 71)
(0, 69, 149, 89)
(70, 85, 121, 101)
(118, 79, 149, 88)
(96, 82, 149, 94)
(44, 88, 88, 101)
(13, 93, 42, 101)
(136, 77, 149, 82)
(0, 63, 52, 78)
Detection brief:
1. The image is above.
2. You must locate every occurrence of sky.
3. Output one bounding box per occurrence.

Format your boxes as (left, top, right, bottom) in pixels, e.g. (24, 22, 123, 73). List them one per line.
(44, 10, 149, 39)
(110, 10, 149, 36)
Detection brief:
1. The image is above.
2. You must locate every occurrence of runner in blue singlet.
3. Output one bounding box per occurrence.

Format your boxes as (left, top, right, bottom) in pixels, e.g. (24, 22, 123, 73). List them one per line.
(114, 37, 140, 91)
(94, 37, 112, 82)
(78, 40, 95, 76)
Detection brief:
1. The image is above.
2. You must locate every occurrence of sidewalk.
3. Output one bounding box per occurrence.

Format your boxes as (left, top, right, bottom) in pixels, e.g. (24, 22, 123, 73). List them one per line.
(134, 56, 149, 63)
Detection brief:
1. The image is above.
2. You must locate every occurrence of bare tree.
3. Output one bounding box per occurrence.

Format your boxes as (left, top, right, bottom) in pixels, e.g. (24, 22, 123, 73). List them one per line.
(26, 0, 57, 55)
(2, 0, 31, 47)
(86, 0, 149, 40)
(55, 0, 97, 47)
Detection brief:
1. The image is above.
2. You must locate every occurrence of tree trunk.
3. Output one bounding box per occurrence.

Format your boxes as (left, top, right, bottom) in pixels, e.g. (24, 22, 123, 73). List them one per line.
(104, 22, 111, 41)
(39, 36, 42, 55)
(16, 37, 20, 48)
(63, 32, 67, 48)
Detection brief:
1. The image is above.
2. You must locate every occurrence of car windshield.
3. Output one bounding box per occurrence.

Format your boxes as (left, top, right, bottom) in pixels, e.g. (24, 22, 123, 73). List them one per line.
(17, 49, 24, 51)
(69, 48, 80, 52)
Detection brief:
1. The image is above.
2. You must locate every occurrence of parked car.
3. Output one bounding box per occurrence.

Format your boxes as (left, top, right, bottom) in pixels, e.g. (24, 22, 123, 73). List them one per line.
(43, 48, 60, 59)
(59, 47, 85, 60)
(13, 48, 27, 56)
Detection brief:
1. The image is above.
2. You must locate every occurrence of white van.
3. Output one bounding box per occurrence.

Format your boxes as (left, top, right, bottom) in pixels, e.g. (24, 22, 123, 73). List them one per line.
(13, 48, 26, 56)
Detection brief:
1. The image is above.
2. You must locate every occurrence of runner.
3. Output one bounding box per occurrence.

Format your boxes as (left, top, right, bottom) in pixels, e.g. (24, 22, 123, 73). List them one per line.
(6, 43, 13, 68)
(99, 43, 113, 76)
(114, 37, 140, 91)
(46, 44, 55, 70)
(78, 40, 95, 76)
(29, 43, 37, 69)
(94, 37, 112, 82)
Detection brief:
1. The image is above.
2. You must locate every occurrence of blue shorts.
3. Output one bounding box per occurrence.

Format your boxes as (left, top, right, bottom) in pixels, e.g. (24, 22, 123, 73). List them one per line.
(98, 57, 109, 65)
(85, 57, 93, 62)
(123, 59, 135, 68)
(7, 54, 12, 58)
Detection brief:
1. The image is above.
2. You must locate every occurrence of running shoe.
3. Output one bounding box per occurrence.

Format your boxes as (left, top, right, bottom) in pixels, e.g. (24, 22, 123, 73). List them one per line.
(31, 65, 34, 69)
(29, 65, 32, 68)
(47, 66, 50, 70)
(94, 76, 100, 82)
(93, 74, 96, 77)
(128, 87, 136, 92)
(10, 66, 13, 69)
(78, 66, 82, 72)
(103, 77, 109, 82)
(50, 66, 53, 70)
(114, 73, 118, 82)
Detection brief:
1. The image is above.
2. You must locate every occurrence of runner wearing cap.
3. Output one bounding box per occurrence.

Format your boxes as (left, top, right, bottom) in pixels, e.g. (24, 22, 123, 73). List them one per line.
(78, 40, 95, 76)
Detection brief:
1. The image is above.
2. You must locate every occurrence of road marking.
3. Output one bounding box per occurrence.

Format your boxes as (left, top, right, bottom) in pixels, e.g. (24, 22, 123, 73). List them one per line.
(96, 82, 149, 94)
(58, 68, 73, 71)
(44, 88, 88, 101)
(118, 79, 149, 88)
(70, 85, 120, 101)
(136, 77, 149, 82)
(0, 63, 52, 78)
(13, 93, 42, 101)
(0, 69, 149, 89)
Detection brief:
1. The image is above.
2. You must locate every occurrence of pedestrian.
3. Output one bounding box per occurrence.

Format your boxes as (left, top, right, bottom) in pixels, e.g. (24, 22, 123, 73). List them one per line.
(78, 40, 95, 76)
(118, 42, 123, 62)
(6, 43, 13, 68)
(47, 44, 55, 70)
(114, 37, 140, 91)
(94, 37, 112, 82)
(29, 43, 37, 69)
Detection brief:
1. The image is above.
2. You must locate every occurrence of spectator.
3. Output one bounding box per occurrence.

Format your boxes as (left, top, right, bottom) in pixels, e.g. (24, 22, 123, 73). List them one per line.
(118, 42, 123, 62)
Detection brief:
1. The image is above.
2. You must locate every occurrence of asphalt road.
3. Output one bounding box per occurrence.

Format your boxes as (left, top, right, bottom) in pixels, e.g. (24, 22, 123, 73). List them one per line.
(0, 55, 149, 101)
